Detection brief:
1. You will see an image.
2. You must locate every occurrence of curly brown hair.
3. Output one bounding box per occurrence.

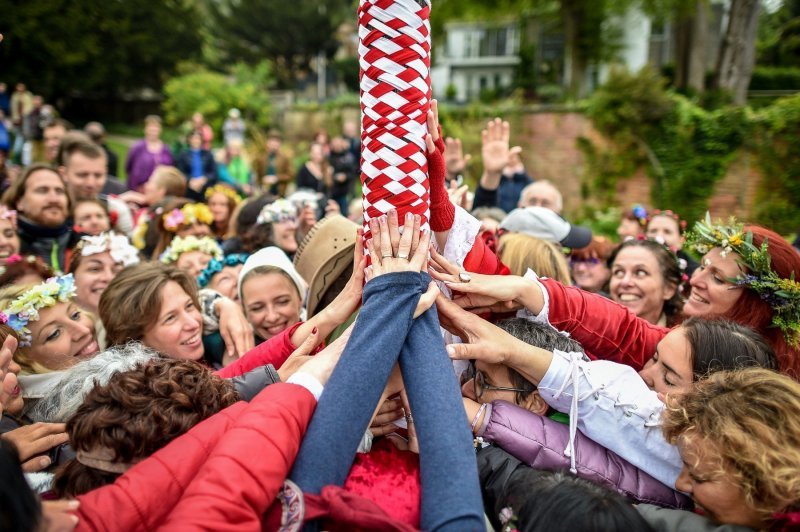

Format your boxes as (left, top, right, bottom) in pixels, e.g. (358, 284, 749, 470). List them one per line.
(53, 358, 239, 497)
(662, 368, 800, 524)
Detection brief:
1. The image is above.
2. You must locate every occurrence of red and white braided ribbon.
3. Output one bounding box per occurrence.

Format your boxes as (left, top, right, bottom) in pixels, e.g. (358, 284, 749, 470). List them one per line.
(358, 0, 432, 255)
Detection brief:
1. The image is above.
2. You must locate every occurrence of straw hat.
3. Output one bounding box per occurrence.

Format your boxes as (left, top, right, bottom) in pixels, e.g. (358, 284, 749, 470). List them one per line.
(294, 215, 359, 317)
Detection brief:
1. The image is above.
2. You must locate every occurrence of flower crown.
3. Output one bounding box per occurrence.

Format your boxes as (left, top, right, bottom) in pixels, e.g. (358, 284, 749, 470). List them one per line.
(197, 253, 249, 288)
(78, 232, 140, 267)
(2, 274, 77, 346)
(649, 209, 688, 233)
(0, 206, 17, 230)
(688, 213, 800, 346)
(205, 184, 241, 204)
(159, 236, 223, 265)
(256, 199, 298, 225)
(163, 203, 214, 232)
(631, 204, 648, 226)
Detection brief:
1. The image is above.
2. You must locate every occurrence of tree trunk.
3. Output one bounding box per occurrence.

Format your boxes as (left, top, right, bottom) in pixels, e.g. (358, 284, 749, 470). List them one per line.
(561, 0, 589, 98)
(714, 0, 761, 104)
(673, 0, 707, 93)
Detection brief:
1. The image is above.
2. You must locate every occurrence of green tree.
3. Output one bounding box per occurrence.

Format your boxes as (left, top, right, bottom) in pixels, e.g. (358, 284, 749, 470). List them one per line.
(0, 0, 203, 98)
(162, 63, 273, 132)
(208, 0, 352, 89)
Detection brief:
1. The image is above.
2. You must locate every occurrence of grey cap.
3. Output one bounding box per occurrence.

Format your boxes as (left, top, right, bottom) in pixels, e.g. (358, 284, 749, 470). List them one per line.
(499, 206, 592, 249)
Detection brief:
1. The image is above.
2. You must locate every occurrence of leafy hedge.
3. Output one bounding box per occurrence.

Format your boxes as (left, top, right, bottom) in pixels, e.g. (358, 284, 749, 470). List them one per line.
(749, 66, 800, 90)
(580, 67, 800, 233)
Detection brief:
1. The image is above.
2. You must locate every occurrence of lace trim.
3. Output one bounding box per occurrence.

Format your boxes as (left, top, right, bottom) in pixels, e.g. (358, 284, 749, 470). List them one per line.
(442, 206, 480, 268)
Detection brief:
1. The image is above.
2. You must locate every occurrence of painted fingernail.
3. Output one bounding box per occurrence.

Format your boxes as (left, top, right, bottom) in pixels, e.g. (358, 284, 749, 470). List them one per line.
(312, 326, 318, 334)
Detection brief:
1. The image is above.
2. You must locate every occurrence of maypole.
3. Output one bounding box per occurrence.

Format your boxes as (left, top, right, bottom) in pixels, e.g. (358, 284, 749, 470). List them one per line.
(358, 0, 432, 255)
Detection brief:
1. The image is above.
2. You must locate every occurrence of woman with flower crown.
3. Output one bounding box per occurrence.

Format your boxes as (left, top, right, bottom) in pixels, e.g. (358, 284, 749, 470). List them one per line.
(0, 274, 100, 414)
(150, 200, 215, 260)
(159, 235, 223, 279)
(204, 184, 240, 240)
(67, 232, 140, 316)
(434, 216, 800, 380)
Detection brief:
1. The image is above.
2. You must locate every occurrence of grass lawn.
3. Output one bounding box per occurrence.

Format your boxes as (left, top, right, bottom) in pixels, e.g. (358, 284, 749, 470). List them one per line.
(106, 139, 130, 181)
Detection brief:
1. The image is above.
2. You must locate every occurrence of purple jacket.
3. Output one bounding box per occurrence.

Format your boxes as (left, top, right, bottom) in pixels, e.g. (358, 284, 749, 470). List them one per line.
(125, 140, 173, 191)
(479, 400, 692, 510)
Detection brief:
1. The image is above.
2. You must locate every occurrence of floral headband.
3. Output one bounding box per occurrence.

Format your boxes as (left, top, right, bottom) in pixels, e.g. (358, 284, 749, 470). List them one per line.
(649, 209, 688, 233)
(0, 206, 17, 230)
(163, 203, 214, 232)
(630, 204, 648, 226)
(688, 213, 800, 346)
(2, 274, 77, 346)
(256, 199, 298, 225)
(79, 232, 140, 267)
(205, 184, 241, 204)
(159, 236, 223, 265)
(197, 253, 249, 288)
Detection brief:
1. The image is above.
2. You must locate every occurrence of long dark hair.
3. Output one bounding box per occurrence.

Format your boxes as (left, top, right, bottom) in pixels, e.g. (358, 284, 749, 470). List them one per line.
(608, 238, 685, 324)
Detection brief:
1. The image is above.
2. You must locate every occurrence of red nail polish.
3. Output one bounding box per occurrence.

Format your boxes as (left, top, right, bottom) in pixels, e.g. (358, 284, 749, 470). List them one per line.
(312, 327, 318, 334)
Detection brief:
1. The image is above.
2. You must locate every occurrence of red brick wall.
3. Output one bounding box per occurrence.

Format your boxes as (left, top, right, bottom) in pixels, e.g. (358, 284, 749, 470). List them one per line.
(518, 112, 763, 220)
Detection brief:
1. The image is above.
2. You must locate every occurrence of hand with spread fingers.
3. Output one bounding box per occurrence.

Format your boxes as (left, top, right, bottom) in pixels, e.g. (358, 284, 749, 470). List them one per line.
(365, 209, 430, 279)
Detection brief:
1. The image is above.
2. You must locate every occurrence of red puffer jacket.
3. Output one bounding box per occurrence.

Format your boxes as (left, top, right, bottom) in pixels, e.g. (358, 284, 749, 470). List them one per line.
(216, 322, 305, 379)
(539, 277, 669, 371)
(73, 382, 316, 531)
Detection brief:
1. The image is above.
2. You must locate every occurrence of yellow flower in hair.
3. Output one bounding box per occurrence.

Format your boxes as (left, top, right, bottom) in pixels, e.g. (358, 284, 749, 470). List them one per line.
(729, 234, 744, 246)
(205, 184, 241, 204)
(163, 203, 214, 232)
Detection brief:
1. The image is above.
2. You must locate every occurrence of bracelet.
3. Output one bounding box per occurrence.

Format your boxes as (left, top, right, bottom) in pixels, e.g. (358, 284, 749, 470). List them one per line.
(471, 403, 488, 433)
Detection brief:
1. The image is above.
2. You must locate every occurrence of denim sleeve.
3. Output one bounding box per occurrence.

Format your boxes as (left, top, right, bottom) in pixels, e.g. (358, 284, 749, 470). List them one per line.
(290, 272, 423, 492)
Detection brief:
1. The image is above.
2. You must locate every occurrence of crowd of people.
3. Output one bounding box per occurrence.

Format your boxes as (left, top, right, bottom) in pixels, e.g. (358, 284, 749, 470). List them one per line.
(0, 87, 799, 532)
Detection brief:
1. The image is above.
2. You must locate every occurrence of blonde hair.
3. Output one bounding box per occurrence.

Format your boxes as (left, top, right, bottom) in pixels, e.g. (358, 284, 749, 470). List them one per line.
(151, 166, 187, 198)
(0, 284, 97, 374)
(662, 368, 800, 522)
(498, 233, 571, 283)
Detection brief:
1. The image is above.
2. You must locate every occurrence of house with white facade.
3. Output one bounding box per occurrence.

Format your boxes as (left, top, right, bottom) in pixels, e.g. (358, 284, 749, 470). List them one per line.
(431, 20, 521, 103)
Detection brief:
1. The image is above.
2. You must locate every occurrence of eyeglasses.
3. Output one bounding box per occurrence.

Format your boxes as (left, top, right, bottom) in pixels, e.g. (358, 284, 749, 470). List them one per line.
(467, 362, 530, 400)
(569, 257, 602, 267)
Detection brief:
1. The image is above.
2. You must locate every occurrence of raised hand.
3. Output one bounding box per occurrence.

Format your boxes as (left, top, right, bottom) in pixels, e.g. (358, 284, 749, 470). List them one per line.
(436, 295, 520, 366)
(0, 335, 19, 416)
(445, 137, 472, 179)
(365, 209, 430, 279)
(480, 118, 522, 189)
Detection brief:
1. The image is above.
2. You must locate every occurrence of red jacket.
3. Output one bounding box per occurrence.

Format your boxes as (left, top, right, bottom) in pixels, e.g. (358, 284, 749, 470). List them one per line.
(540, 277, 669, 371)
(216, 322, 305, 379)
(74, 383, 316, 531)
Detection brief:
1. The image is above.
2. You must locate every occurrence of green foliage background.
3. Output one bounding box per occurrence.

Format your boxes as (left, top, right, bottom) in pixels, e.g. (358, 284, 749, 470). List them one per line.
(162, 63, 273, 134)
(580, 67, 800, 233)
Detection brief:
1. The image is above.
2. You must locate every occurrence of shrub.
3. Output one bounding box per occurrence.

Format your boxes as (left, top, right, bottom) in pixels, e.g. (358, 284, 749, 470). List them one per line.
(162, 63, 273, 135)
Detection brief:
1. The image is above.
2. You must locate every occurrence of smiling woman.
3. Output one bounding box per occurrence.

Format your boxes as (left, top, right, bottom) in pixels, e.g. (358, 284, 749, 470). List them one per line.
(608, 239, 684, 326)
(238, 247, 306, 343)
(100, 262, 204, 361)
(0, 275, 101, 412)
